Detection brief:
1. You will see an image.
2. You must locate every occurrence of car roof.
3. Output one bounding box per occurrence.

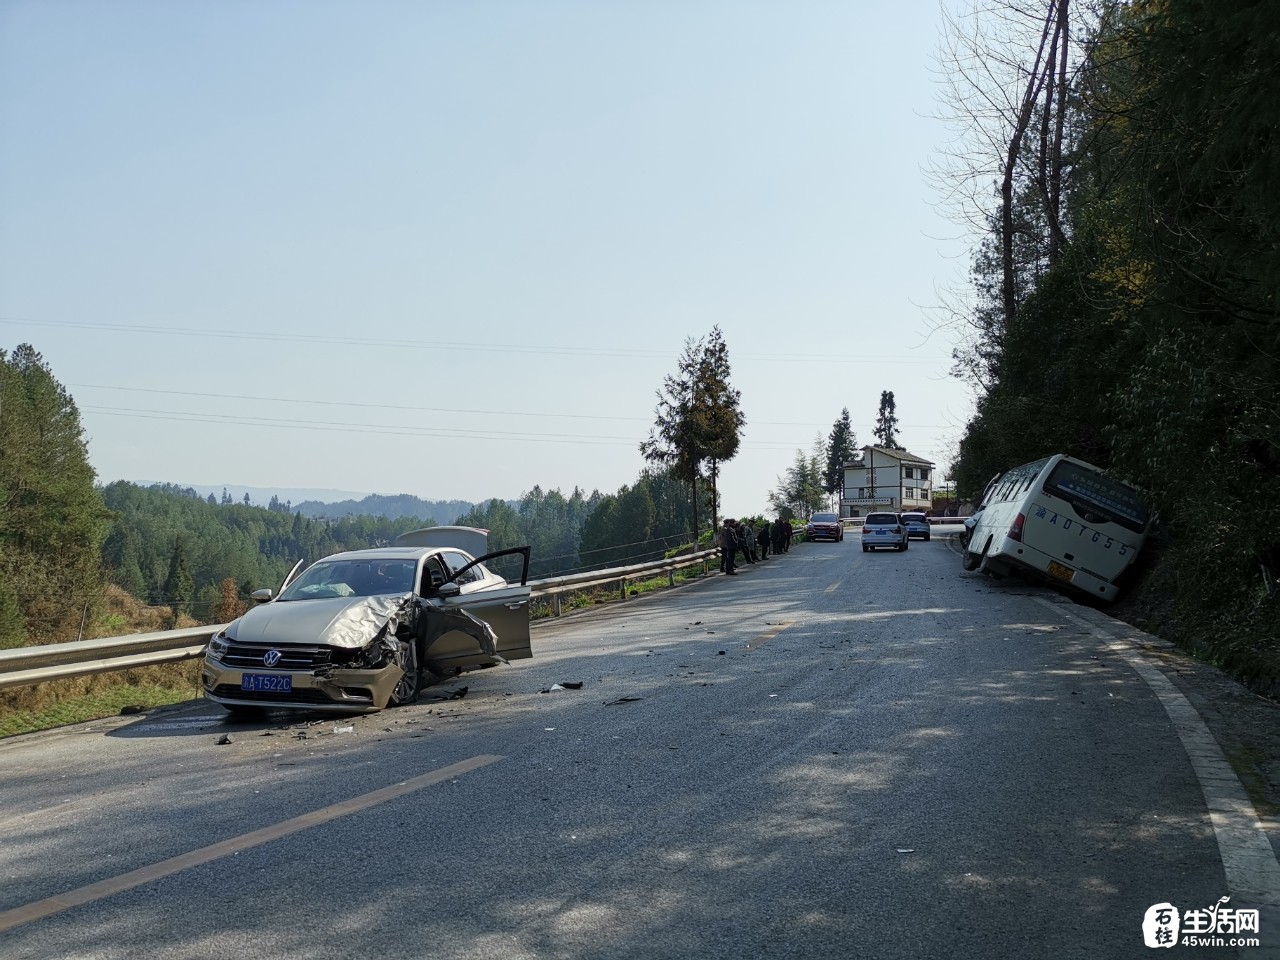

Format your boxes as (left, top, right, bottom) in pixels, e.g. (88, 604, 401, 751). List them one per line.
(314, 546, 460, 564)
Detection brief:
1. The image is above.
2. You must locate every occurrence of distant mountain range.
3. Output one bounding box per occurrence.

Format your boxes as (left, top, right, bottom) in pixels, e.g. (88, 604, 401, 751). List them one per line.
(140, 482, 491, 523)
(294, 493, 480, 524)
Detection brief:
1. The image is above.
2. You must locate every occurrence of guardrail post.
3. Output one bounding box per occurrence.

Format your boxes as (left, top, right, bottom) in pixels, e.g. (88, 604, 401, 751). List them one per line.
(553, 594, 562, 617)
(620, 577, 627, 600)
(668, 570, 675, 587)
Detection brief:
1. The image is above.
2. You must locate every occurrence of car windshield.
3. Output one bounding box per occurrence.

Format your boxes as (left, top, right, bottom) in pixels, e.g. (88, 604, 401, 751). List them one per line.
(278, 558, 417, 601)
(866, 513, 898, 524)
(811, 513, 837, 523)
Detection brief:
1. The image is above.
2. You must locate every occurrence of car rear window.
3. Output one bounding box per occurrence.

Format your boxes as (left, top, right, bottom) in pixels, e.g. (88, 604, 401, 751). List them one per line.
(1043, 460, 1150, 533)
(903, 514, 926, 522)
(866, 513, 898, 524)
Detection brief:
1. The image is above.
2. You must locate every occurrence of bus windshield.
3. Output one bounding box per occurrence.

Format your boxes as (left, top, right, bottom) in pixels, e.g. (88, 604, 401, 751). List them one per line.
(1043, 460, 1149, 533)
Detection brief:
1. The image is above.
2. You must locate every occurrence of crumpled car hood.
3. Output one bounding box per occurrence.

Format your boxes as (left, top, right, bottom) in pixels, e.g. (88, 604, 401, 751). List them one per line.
(230, 594, 413, 649)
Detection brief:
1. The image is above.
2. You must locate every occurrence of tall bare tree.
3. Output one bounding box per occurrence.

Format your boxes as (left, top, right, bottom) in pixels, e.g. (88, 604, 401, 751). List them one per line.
(930, 0, 1089, 381)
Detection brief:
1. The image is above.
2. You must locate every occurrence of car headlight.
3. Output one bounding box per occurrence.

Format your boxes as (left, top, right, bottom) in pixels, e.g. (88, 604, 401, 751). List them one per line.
(207, 633, 230, 659)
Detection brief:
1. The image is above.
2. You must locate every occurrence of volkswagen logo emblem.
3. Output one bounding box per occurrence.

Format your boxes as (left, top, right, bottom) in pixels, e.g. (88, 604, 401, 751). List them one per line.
(263, 649, 283, 667)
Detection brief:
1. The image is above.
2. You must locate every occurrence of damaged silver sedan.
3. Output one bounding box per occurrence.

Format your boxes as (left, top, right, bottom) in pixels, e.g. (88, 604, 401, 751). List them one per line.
(202, 527, 531, 715)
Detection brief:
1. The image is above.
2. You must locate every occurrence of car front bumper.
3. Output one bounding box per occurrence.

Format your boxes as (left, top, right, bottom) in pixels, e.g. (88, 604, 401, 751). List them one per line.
(202, 656, 405, 713)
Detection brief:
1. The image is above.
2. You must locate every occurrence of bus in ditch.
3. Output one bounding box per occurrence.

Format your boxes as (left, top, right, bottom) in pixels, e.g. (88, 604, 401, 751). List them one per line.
(960, 454, 1152, 602)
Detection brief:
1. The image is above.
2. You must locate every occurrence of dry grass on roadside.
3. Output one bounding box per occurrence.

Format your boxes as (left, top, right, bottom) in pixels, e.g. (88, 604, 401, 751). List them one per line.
(0, 586, 205, 738)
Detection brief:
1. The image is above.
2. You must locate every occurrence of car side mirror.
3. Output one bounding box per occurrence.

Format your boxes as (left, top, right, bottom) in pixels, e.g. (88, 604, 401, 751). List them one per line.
(436, 582, 462, 599)
(251, 588, 273, 604)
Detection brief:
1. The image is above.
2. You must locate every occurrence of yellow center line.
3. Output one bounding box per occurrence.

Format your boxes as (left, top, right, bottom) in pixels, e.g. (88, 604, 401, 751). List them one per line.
(747, 621, 793, 650)
(0, 754, 503, 934)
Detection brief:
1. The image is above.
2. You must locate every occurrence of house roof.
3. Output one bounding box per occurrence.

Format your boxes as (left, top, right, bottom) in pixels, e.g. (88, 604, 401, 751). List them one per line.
(843, 446, 935, 468)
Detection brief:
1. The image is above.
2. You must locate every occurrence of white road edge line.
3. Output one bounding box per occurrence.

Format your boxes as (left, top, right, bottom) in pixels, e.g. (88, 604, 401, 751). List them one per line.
(1034, 597, 1280, 957)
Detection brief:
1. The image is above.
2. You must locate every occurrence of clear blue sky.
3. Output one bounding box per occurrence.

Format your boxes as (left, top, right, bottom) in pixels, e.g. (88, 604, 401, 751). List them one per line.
(0, 0, 975, 518)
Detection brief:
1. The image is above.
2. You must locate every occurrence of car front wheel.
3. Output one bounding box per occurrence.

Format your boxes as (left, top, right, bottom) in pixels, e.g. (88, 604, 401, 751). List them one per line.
(388, 639, 422, 707)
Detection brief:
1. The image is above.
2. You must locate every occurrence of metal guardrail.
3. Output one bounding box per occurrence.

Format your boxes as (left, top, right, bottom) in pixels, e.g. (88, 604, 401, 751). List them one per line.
(0, 549, 723, 692)
(0, 627, 216, 691)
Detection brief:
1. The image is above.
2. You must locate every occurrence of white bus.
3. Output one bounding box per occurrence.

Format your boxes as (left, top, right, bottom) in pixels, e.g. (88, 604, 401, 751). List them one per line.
(960, 454, 1152, 602)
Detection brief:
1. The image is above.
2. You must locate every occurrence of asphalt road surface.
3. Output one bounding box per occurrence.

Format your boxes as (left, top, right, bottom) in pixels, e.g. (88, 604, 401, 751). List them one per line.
(2, 527, 1278, 959)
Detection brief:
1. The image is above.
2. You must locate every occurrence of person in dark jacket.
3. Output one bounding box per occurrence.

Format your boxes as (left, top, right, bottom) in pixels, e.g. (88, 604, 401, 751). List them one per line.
(735, 520, 756, 564)
(756, 519, 771, 559)
(720, 519, 738, 575)
(771, 518, 786, 555)
(783, 518, 793, 552)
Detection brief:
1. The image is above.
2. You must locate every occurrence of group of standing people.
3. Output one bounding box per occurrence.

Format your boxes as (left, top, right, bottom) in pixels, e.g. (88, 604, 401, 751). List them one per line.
(719, 517, 792, 575)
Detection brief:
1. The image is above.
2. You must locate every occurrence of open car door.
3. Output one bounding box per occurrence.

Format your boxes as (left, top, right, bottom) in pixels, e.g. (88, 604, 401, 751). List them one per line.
(418, 547, 532, 672)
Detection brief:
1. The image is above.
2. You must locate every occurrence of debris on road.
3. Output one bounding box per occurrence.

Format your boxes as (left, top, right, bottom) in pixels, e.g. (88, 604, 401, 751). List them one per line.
(333, 725, 355, 734)
(215, 734, 233, 745)
(896, 848, 916, 854)
(432, 686, 470, 701)
(605, 695, 644, 706)
(119, 705, 146, 715)
(540, 681, 586, 693)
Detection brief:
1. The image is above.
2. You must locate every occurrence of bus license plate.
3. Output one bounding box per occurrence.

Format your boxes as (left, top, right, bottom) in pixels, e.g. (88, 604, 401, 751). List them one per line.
(241, 673, 292, 693)
(1047, 561, 1075, 583)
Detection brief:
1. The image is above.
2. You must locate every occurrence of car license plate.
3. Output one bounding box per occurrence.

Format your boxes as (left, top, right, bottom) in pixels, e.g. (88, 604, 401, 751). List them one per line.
(241, 673, 292, 693)
(1047, 561, 1075, 583)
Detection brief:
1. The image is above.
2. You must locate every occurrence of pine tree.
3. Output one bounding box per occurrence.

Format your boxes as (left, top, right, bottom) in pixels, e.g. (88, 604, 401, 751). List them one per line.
(163, 536, 194, 619)
(873, 391, 902, 449)
(641, 337, 708, 541)
(824, 408, 857, 509)
(696, 326, 746, 532)
(0, 344, 110, 644)
(641, 328, 745, 541)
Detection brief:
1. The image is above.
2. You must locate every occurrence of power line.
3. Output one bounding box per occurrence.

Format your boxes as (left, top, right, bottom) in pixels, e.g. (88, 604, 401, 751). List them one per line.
(3, 316, 943, 365)
(70, 382, 959, 430)
(82, 404, 957, 453)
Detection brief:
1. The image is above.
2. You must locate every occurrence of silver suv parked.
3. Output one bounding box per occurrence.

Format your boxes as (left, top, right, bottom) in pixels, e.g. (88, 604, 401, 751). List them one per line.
(861, 512, 908, 552)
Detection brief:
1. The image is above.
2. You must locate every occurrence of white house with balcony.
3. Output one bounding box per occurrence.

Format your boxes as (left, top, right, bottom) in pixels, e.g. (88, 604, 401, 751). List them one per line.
(839, 446, 935, 518)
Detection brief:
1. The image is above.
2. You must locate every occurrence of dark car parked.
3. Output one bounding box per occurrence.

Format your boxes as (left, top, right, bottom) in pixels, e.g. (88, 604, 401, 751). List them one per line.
(805, 512, 844, 542)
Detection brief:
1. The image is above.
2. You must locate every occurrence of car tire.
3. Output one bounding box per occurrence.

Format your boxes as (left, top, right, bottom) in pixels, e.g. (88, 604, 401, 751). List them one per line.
(961, 549, 982, 571)
(924, 533, 931, 542)
(863, 545, 870, 553)
(388, 639, 422, 707)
